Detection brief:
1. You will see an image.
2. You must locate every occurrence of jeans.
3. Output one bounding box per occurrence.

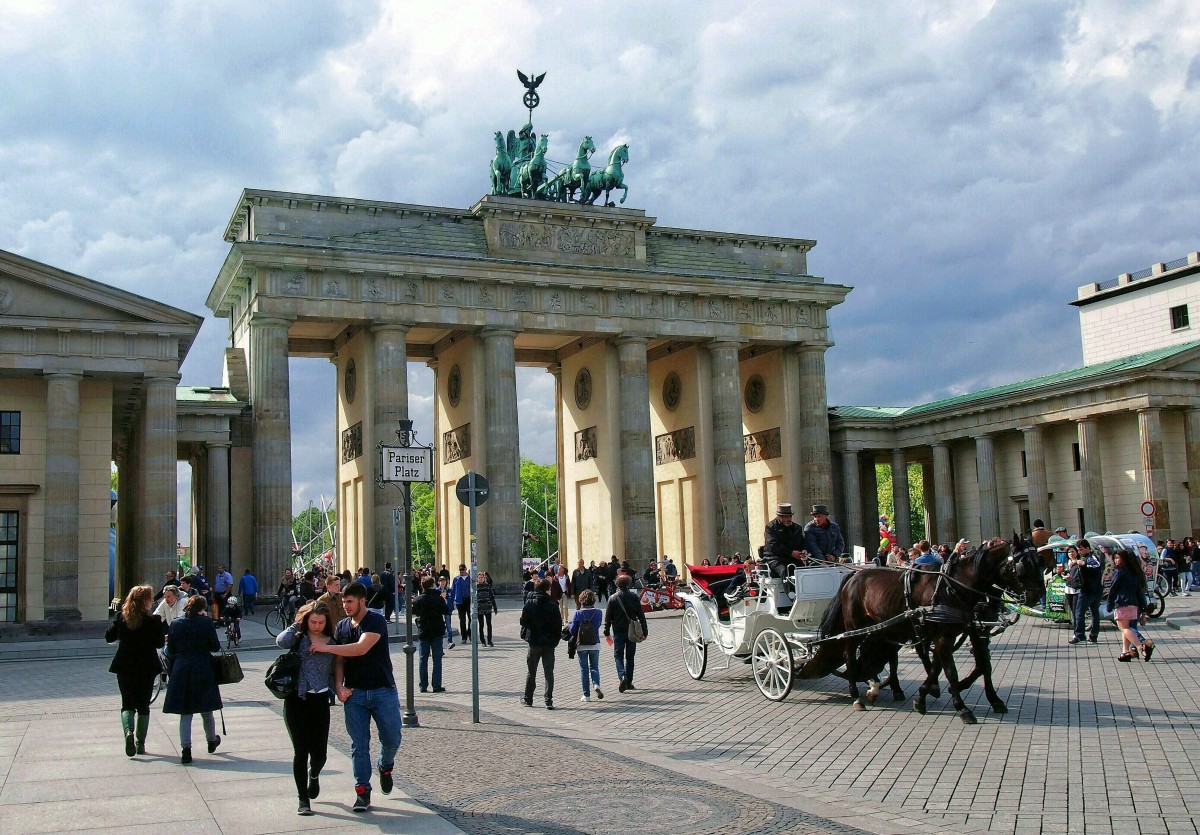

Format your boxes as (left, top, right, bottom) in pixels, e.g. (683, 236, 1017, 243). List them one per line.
(524, 644, 556, 704)
(241, 592, 256, 615)
(457, 600, 471, 639)
(477, 612, 493, 644)
(612, 632, 637, 685)
(1074, 590, 1102, 641)
(577, 648, 600, 696)
(179, 712, 216, 747)
(343, 686, 402, 791)
(418, 638, 443, 690)
(1191, 562, 1200, 589)
(444, 613, 455, 646)
(284, 694, 330, 800)
(1164, 567, 1179, 593)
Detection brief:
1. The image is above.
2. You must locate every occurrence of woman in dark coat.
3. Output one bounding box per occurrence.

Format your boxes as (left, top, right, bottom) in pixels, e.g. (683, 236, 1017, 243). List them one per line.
(1108, 549, 1152, 662)
(106, 584, 165, 757)
(164, 594, 223, 763)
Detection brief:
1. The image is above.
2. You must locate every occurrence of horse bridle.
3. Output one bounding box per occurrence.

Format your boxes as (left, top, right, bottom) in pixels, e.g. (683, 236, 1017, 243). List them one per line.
(998, 543, 1042, 602)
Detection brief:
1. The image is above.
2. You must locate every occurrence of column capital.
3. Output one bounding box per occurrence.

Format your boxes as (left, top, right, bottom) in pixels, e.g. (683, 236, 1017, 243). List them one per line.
(1138, 406, 1163, 416)
(794, 341, 833, 354)
(1021, 424, 1045, 436)
(248, 314, 295, 329)
(206, 439, 232, 449)
(479, 326, 519, 341)
(972, 432, 994, 442)
(143, 373, 181, 386)
(370, 321, 412, 336)
(1076, 416, 1099, 425)
(613, 333, 650, 348)
(930, 440, 948, 450)
(707, 338, 748, 352)
(43, 370, 83, 382)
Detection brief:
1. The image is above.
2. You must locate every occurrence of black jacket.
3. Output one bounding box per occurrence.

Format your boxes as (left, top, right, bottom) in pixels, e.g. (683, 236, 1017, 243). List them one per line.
(520, 592, 562, 647)
(603, 589, 648, 638)
(412, 589, 449, 639)
(106, 613, 166, 677)
(1107, 567, 1147, 613)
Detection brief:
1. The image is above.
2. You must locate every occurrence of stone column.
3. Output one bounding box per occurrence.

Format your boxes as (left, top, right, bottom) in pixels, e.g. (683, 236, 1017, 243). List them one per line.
(860, 454, 878, 556)
(1077, 419, 1106, 534)
(615, 335, 656, 563)
(932, 442, 956, 544)
(975, 434, 1000, 539)
(1184, 410, 1200, 537)
(1023, 426, 1050, 530)
(372, 324, 410, 570)
(206, 442, 231, 571)
(43, 372, 81, 619)
(841, 451, 862, 556)
(1139, 408, 1171, 534)
(708, 341, 750, 558)
(249, 316, 293, 587)
(549, 363, 568, 567)
(138, 375, 179, 586)
(891, 449, 912, 547)
(481, 328, 521, 585)
(795, 344, 834, 512)
(920, 461, 935, 542)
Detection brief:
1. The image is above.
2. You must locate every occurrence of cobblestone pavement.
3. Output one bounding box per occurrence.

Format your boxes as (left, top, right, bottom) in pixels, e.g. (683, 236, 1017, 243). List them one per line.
(3, 595, 1199, 834)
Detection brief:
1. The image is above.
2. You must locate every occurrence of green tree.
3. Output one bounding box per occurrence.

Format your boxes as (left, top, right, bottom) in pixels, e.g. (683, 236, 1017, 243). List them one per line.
(292, 506, 336, 562)
(875, 463, 926, 544)
(409, 482, 436, 567)
(519, 459, 558, 562)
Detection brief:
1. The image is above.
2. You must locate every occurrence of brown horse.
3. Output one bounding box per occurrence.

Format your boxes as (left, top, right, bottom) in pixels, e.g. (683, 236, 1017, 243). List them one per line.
(798, 535, 1044, 724)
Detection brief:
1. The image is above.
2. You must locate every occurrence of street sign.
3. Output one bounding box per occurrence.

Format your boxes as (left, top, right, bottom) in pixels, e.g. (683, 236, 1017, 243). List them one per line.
(456, 472, 490, 507)
(1141, 500, 1156, 517)
(379, 446, 433, 483)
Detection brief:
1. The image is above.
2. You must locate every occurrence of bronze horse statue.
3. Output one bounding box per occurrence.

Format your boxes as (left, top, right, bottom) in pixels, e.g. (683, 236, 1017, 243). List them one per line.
(798, 535, 1044, 724)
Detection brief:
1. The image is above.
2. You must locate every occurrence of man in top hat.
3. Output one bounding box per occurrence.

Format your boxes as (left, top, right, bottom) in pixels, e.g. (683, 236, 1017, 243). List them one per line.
(803, 505, 845, 563)
(762, 503, 809, 576)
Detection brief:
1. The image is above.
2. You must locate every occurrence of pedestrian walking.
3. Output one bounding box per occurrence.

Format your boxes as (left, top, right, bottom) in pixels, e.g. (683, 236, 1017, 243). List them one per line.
(411, 577, 448, 692)
(437, 575, 456, 648)
(1061, 545, 1080, 635)
(367, 574, 387, 616)
(569, 590, 604, 702)
(1108, 549, 1153, 662)
(1070, 539, 1104, 644)
(310, 582, 401, 813)
(520, 578, 562, 709)
(603, 573, 648, 692)
(475, 572, 497, 646)
(238, 568, 258, 615)
(380, 563, 396, 622)
(106, 584, 165, 757)
(549, 564, 572, 621)
(571, 560, 592, 609)
(451, 564, 472, 641)
(276, 602, 336, 816)
(163, 594, 223, 764)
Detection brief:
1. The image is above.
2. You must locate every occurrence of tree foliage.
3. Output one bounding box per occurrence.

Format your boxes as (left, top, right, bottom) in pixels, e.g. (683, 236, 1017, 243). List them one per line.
(875, 463, 926, 544)
(519, 459, 558, 563)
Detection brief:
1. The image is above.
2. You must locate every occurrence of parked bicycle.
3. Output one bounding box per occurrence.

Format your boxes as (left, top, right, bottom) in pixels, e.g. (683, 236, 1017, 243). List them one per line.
(264, 596, 294, 637)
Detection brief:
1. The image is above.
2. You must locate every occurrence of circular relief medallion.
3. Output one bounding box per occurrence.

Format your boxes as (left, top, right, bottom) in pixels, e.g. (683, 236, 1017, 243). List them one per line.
(343, 359, 357, 404)
(447, 364, 462, 408)
(662, 371, 682, 411)
(745, 374, 766, 413)
(574, 367, 592, 410)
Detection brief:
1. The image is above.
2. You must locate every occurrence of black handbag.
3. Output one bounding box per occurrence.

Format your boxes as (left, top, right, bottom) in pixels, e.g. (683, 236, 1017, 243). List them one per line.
(212, 651, 244, 686)
(265, 645, 302, 699)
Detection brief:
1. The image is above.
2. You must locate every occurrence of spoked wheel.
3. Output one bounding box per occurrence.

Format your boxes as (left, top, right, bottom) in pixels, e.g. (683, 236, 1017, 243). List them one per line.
(149, 672, 166, 705)
(751, 627, 794, 701)
(1155, 574, 1169, 598)
(1146, 590, 1166, 619)
(681, 606, 708, 680)
(264, 608, 285, 637)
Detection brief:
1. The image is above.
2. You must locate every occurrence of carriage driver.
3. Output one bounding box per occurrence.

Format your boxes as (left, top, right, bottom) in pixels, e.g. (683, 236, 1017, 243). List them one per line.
(762, 503, 811, 577)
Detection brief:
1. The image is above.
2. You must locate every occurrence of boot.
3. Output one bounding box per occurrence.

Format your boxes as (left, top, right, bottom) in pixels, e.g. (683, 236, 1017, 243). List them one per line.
(135, 713, 150, 755)
(121, 710, 135, 757)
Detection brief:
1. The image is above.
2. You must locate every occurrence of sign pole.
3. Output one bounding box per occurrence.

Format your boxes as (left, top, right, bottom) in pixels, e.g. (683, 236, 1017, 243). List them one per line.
(469, 471, 480, 724)
(398, 502, 418, 727)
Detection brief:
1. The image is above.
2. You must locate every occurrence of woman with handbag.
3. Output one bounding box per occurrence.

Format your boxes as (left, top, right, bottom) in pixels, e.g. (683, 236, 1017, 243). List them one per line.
(275, 602, 335, 816)
(602, 574, 649, 693)
(163, 594, 222, 763)
(106, 584, 165, 757)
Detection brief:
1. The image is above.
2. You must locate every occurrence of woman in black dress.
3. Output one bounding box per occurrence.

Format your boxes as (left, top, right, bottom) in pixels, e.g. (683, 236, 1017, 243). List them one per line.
(163, 594, 223, 763)
(106, 584, 165, 757)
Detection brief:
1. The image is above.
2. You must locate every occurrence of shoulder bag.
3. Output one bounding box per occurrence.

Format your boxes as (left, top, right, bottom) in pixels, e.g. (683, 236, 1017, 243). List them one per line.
(618, 594, 646, 643)
(212, 650, 244, 686)
(265, 639, 302, 700)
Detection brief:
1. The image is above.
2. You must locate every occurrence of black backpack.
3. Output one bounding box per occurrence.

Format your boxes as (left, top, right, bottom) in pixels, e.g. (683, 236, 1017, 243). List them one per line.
(576, 611, 600, 645)
(265, 644, 301, 699)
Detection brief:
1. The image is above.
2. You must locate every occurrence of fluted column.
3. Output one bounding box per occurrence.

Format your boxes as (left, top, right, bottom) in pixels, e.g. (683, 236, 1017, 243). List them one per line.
(1023, 426, 1050, 529)
(1185, 410, 1200, 537)
(206, 442, 231, 571)
(372, 324, 410, 569)
(841, 451, 862, 556)
(709, 340, 750, 557)
(932, 442, 956, 545)
(975, 434, 1000, 539)
(920, 461, 935, 542)
(795, 344, 834, 512)
(615, 335, 655, 563)
(138, 375, 179, 587)
(891, 449, 912, 547)
(860, 455, 878, 555)
(549, 362, 568, 566)
(249, 316, 293, 586)
(43, 372, 82, 619)
(481, 328, 521, 585)
(1139, 408, 1170, 534)
(1078, 419, 1106, 535)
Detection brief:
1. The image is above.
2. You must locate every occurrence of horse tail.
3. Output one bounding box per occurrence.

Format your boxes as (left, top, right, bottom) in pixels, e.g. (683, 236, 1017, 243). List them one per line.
(798, 592, 847, 680)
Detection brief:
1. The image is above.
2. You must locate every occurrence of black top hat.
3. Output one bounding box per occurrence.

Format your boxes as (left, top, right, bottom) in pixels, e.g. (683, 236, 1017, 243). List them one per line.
(776, 503, 794, 516)
(811, 505, 829, 516)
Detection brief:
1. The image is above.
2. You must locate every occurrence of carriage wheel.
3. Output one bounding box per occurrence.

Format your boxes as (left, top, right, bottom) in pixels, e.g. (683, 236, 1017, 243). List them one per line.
(1146, 590, 1166, 619)
(681, 607, 708, 680)
(751, 628, 794, 702)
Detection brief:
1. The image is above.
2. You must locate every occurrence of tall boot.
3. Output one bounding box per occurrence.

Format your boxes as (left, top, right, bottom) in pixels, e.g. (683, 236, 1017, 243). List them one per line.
(135, 713, 150, 755)
(121, 710, 135, 757)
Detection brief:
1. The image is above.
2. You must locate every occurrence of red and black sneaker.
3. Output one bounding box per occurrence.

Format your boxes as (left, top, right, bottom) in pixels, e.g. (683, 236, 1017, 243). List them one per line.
(378, 765, 393, 795)
(353, 785, 371, 813)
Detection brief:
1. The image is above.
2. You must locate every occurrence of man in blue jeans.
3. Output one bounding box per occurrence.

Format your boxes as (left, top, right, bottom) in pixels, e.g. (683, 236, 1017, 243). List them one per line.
(312, 581, 401, 813)
(411, 576, 448, 692)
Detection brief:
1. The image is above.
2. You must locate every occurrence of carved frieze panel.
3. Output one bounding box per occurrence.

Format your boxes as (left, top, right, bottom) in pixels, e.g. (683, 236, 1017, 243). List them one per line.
(575, 426, 597, 462)
(402, 279, 422, 303)
(497, 220, 636, 260)
(341, 421, 363, 464)
(655, 426, 696, 465)
(362, 277, 388, 301)
(281, 272, 308, 297)
(443, 423, 471, 464)
(744, 427, 781, 463)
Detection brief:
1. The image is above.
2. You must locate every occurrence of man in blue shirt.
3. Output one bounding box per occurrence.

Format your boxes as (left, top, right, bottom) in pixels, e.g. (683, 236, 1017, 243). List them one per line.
(912, 541, 943, 570)
(450, 564, 472, 642)
(213, 565, 234, 612)
(237, 568, 258, 615)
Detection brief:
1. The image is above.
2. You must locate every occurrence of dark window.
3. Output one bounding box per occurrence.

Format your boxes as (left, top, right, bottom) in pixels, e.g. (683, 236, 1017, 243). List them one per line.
(0, 412, 18, 454)
(0, 511, 16, 623)
(1171, 304, 1190, 330)
(1020, 450, 1028, 478)
(1077, 508, 1086, 536)
(1071, 443, 1081, 472)
(1019, 507, 1031, 535)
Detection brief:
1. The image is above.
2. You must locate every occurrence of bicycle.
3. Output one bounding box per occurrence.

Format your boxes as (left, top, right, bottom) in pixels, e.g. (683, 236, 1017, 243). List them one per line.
(149, 648, 169, 705)
(264, 596, 294, 637)
(222, 616, 242, 649)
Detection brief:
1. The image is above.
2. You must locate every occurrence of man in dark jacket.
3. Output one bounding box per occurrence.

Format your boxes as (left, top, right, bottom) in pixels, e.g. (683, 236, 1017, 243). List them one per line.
(519, 579, 562, 709)
(411, 577, 449, 692)
(594, 560, 610, 601)
(1070, 539, 1104, 645)
(571, 561, 592, 608)
(762, 503, 808, 576)
(380, 563, 396, 622)
(802, 505, 845, 562)
(603, 574, 649, 692)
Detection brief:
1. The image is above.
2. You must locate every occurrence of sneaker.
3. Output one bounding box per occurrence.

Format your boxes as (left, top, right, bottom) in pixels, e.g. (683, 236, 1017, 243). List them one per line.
(308, 774, 320, 799)
(207, 736, 221, 754)
(432, 687, 446, 693)
(581, 694, 591, 702)
(1088, 638, 1098, 644)
(1068, 636, 1082, 644)
(521, 698, 533, 707)
(488, 641, 495, 647)
(352, 786, 371, 813)
(546, 702, 555, 710)
(625, 683, 637, 691)
(378, 765, 393, 795)
(594, 687, 604, 700)
(125, 731, 136, 758)
(420, 687, 428, 693)
(618, 678, 628, 693)
(297, 800, 313, 816)
(447, 642, 455, 649)
(180, 747, 192, 764)
(135, 742, 146, 755)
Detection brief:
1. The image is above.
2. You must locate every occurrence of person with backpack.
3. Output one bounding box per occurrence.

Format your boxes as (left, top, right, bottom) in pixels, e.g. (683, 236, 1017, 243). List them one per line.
(569, 590, 604, 702)
(603, 573, 649, 693)
(411, 577, 448, 693)
(519, 578, 562, 709)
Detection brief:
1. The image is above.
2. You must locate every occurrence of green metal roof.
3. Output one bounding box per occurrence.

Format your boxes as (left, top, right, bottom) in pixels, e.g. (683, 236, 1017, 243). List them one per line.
(832, 340, 1200, 420)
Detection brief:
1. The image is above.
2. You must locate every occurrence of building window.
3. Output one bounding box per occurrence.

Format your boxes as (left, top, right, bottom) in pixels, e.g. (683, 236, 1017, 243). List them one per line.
(1071, 442, 1081, 472)
(1171, 304, 1190, 331)
(1077, 508, 1086, 536)
(1020, 450, 1028, 478)
(0, 511, 16, 623)
(0, 412, 18, 454)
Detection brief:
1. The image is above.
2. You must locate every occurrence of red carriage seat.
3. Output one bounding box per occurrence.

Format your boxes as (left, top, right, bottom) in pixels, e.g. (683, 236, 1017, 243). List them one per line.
(685, 564, 740, 595)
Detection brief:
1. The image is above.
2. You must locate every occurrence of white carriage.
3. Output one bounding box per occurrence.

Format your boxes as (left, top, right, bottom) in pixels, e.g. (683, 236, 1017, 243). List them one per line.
(676, 563, 851, 701)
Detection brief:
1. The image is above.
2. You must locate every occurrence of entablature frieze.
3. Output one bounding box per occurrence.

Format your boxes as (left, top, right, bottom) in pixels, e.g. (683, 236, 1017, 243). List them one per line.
(0, 322, 184, 376)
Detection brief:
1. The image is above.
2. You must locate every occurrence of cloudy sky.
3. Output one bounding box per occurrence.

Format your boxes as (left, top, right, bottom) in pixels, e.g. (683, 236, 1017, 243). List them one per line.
(3, 1, 1199, 533)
